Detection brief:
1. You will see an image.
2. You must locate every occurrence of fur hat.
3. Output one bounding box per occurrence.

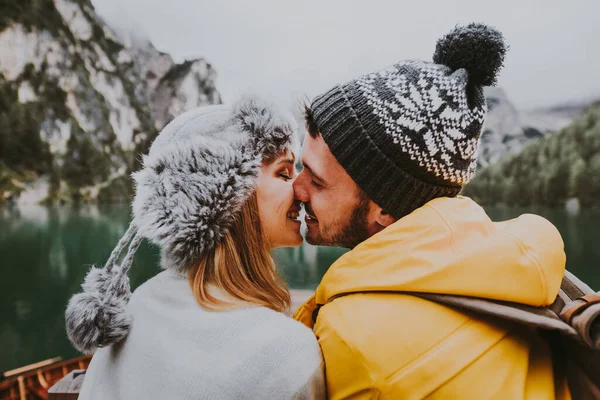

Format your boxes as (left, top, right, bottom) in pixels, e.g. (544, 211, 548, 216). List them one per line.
(65, 95, 297, 354)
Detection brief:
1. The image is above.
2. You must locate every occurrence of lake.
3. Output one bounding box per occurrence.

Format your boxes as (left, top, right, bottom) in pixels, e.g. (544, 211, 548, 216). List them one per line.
(1, 204, 599, 373)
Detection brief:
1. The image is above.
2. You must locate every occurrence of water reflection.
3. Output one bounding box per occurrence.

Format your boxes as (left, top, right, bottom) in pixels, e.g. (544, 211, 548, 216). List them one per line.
(0, 204, 345, 372)
(0, 204, 160, 373)
(1, 204, 599, 372)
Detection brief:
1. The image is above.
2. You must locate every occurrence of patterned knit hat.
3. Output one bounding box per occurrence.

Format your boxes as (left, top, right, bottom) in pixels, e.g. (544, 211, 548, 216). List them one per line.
(65, 95, 297, 354)
(309, 23, 507, 219)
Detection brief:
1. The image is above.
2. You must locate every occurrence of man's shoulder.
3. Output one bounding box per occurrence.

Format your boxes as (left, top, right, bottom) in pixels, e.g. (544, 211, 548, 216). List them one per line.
(318, 290, 477, 334)
(314, 293, 411, 352)
(317, 291, 424, 328)
(315, 292, 477, 375)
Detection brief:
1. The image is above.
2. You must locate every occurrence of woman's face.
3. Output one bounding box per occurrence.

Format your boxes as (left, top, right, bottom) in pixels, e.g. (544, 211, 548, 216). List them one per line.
(256, 150, 303, 249)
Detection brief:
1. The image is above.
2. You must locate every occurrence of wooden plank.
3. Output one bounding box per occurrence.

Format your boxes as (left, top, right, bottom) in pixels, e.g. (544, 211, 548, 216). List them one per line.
(17, 376, 25, 400)
(48, 370, 86, 400)
(3, 357, 62, 379)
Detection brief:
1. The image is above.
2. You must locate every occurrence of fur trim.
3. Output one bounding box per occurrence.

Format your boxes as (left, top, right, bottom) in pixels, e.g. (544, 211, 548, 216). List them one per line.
(233, 95, 297, 159)
(132, 137, 261, 272)
(133, 95, 296, 271)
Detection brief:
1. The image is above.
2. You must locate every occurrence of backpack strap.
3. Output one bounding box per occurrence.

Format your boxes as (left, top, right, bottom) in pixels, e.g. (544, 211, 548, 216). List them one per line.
(549, 270, 600, 330)
(313, 271, 600, 349)
(562, 274, 587, 299)
(550, 271, 588, 315)
(315, 291, 578, 335)
(561, 294, 600, 325)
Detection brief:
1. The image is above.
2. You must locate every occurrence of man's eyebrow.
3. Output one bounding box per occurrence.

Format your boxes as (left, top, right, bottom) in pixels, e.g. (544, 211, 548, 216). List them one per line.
(301, 162, 327, 184)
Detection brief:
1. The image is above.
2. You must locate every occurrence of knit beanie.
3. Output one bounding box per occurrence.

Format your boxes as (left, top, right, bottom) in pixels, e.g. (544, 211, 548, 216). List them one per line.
(65, 95, 297, 354)
(309, 23, 507, 219)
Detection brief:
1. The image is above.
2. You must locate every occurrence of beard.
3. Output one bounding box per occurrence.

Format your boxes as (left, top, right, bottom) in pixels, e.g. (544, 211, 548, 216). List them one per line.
(305, 195, 371, 249)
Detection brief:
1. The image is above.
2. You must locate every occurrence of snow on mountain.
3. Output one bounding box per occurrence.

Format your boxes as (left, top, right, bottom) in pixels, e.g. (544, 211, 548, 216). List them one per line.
(479, 87, 593, 167)
(103, 14, 222, 129)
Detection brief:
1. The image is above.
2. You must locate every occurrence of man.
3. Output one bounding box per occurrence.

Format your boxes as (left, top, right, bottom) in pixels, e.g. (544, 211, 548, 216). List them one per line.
(293, 23, 570, 399)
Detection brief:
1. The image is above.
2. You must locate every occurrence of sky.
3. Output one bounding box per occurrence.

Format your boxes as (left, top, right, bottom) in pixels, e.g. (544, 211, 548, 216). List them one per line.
(91, 0, 600, 110)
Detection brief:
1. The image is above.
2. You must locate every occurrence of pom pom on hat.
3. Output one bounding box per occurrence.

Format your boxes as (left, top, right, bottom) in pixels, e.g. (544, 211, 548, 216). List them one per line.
(65, 266, 133, 354)
(433, 22, 508, 87)
(65, 224, 142, 354)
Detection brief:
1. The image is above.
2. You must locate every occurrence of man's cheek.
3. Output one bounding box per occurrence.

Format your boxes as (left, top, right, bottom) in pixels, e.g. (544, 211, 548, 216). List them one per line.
(315, 196, 330, 220)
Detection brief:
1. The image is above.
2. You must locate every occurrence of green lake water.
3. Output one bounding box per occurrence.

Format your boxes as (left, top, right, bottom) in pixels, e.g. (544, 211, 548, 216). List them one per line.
(1, 204, 599, 373)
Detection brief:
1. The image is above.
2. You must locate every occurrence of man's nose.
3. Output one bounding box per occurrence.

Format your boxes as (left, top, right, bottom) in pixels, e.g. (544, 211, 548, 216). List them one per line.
(292, 171, 309, 202)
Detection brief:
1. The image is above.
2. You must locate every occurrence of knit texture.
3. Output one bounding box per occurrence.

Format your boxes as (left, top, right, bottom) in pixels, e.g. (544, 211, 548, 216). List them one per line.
(310, 23, 507, 219)
(77, 271, 325, 400)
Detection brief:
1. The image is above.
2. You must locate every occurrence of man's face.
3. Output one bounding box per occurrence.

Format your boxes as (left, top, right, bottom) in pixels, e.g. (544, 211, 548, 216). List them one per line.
(293, 133, 372, 248)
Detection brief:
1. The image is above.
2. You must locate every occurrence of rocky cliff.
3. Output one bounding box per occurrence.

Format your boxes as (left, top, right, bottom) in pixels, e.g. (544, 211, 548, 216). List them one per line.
(0, 0, 221, 205)
(479, 87, 590, 167)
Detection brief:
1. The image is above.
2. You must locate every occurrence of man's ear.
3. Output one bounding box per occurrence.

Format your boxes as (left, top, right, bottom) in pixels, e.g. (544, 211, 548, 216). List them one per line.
(371, 202, 397, 228)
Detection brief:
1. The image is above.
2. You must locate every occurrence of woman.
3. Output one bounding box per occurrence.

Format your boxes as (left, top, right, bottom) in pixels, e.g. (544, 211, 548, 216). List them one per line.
(65, 96, 325, 399)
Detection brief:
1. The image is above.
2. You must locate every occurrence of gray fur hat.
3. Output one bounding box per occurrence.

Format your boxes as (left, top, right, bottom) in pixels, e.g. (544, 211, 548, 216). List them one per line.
(65, 95, 297, 354)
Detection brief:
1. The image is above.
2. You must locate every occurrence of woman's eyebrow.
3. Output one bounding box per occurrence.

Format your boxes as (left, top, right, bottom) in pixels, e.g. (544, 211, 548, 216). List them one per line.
(276, 158, 295, 165)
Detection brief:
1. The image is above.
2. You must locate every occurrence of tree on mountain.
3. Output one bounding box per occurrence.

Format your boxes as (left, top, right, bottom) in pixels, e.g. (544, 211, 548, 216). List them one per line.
(462, 101, 600, 207)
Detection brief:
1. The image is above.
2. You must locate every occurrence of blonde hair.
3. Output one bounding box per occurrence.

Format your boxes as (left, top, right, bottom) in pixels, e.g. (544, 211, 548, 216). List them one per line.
(188, 192, 291, 313)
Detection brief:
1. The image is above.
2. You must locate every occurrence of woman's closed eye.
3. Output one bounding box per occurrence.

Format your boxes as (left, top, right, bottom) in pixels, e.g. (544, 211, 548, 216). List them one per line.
(278, 168, 294, 181)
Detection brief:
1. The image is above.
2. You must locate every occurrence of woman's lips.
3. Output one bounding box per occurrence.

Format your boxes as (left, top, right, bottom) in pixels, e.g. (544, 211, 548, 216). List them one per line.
(287, 202, 302, 223)
(286, 209, 301, 222)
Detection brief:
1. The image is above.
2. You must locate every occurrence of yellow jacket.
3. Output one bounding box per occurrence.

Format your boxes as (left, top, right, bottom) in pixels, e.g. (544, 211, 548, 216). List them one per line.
(294, 196, 570, 399)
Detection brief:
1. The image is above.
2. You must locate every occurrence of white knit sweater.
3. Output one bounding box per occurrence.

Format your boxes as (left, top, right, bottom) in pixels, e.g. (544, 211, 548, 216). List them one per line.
(78, 270, 325, 400)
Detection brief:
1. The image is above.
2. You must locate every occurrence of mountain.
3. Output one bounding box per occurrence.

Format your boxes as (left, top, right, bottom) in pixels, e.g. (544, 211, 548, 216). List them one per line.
(109, 22, 221, 130)
(0, 0, 221, 205)
(462, 101, 600, 208)
(478, 87, 591, 167)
